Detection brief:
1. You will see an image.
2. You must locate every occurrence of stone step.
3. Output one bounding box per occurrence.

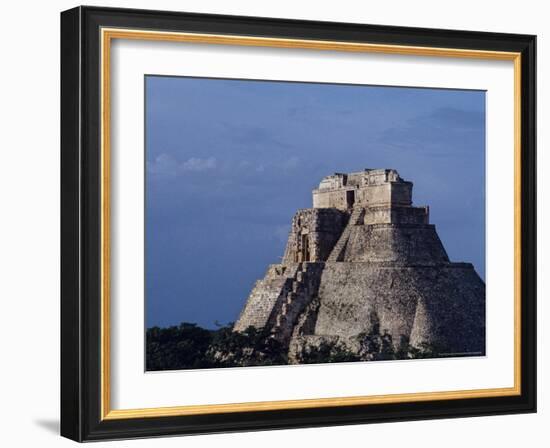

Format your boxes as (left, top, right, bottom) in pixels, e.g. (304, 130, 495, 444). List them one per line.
(327, 236, 349, 261)
(327, 207, 364, 262)
(350, 207, 365, 225)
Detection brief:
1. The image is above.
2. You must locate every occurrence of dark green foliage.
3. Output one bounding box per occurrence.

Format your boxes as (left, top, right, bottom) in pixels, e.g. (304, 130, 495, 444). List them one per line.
(356, 329, 398, 361)
(407, 342, 447, 359)
(146, 323, 287, 371)
(146, 322, 448, 371)
(206, 325, 288, 368)
(356, 329, 448, 361)
(146, 323, 213, 371)
(294, 340, 361, 364)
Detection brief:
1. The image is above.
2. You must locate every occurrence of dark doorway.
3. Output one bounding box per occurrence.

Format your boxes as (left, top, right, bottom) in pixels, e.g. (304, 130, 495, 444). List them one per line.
(346, 190, 355, 209)
(301, 234, 310, 262)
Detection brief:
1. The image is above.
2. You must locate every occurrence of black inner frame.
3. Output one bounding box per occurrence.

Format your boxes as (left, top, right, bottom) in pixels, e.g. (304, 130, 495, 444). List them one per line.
(61, 6, 536, 442)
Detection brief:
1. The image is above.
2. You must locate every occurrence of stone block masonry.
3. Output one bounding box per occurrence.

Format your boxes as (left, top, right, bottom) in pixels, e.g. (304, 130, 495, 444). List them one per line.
(234, 168, 485, 360)
(282, 209, 347, 263)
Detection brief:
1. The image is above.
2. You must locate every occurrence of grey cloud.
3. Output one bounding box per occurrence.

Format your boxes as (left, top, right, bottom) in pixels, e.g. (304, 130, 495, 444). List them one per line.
(147, 153, 217, 177)
(220, 122, 293, 150)
(182, 157, 217, 171)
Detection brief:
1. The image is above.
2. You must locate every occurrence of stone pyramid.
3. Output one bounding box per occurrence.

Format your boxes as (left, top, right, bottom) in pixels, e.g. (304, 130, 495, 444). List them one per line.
(234, 169, 485, 360)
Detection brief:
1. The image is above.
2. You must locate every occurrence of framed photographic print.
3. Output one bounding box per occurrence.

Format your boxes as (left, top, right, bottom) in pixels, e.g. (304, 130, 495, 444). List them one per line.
(60, 6, 536, 442)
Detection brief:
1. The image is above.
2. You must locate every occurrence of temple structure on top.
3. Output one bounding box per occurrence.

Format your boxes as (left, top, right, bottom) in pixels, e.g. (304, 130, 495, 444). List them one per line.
(313, 169, 413, 209)
(233, 168, 485, 361)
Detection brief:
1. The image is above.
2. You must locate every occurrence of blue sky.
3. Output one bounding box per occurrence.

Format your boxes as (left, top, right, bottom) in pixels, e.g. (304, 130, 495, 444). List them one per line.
(145, 76, 486, 329)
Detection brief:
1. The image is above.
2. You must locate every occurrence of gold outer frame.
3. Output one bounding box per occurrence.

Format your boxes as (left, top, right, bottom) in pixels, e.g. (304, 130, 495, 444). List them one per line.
(100, 28, 522, 421)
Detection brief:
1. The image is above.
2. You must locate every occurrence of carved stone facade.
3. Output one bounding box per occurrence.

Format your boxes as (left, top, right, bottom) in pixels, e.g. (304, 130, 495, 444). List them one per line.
(282, 209, 347, 263)
(312, 169, 413, 211)
(233, 169, 485, 359)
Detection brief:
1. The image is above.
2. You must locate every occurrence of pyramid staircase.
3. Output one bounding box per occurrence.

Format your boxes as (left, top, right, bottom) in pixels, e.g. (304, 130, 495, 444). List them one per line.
(270, 262, 325, 342)
(233, 264, 299, 332)
(272, 263, 306, 338)
(326, 207, 365, 262)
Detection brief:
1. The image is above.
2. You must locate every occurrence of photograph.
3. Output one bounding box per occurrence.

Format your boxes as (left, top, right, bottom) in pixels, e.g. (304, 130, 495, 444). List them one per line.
(144, 76, 487, 371)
